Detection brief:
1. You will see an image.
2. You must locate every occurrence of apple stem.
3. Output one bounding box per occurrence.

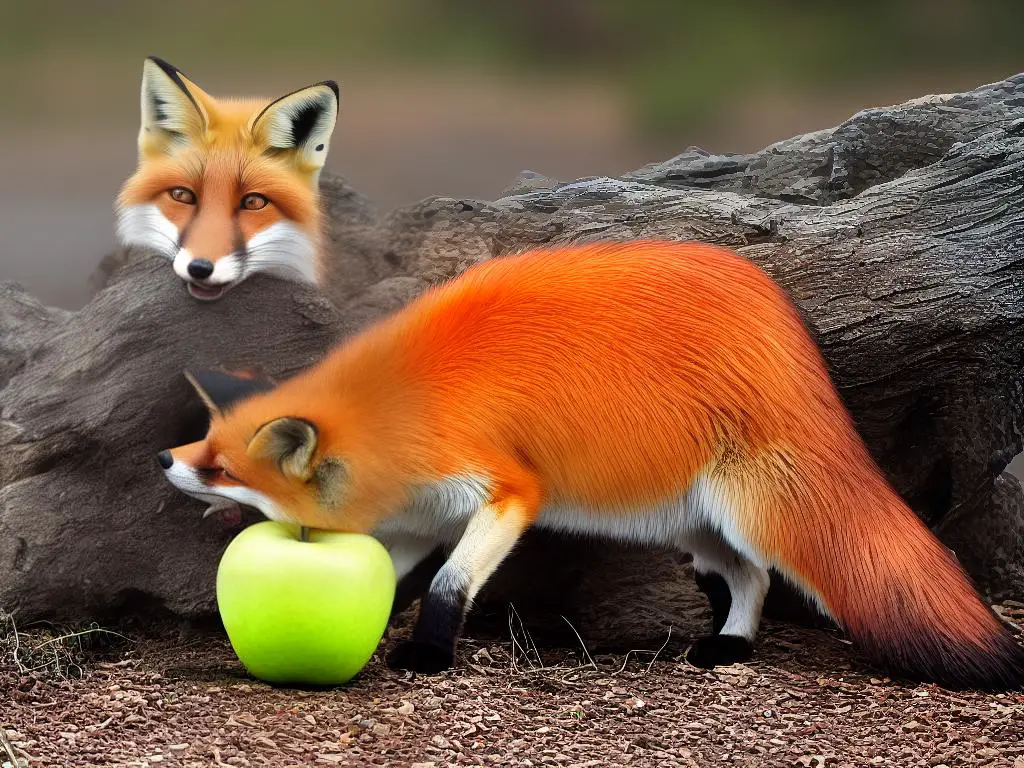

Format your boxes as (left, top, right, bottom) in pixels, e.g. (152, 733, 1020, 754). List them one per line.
(300, 526, 310, 542)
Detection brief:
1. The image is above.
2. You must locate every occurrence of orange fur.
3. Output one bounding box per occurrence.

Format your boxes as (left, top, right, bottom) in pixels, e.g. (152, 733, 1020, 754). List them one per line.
(165, 240, 1023, 687)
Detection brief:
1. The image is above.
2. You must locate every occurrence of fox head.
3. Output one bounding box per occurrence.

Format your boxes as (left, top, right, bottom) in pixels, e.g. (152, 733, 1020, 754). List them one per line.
(158, 369, 388, 533)
(117, 57, 339, 301)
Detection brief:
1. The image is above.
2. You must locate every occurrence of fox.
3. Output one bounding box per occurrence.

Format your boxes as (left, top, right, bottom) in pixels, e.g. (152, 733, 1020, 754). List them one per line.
(116, 56, 339, 301)
(157, 240, 1024, 688)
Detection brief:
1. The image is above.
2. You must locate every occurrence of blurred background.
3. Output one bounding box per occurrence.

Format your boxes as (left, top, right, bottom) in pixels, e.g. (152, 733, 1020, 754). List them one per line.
(0, 0, 1022, 311)
(0, 1, 1021, 475)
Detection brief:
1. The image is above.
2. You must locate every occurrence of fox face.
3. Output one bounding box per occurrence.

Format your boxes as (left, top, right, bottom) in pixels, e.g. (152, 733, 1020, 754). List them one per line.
(158, 370, 383, 533)
(117, 57, 339, 301)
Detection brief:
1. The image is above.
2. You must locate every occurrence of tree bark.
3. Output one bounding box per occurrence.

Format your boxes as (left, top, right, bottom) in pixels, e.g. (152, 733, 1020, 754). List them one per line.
(2, 74, 1022, 649)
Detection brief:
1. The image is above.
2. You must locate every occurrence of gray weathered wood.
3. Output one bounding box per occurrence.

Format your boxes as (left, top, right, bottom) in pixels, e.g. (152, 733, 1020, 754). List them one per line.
(2, 75, 1022, 646)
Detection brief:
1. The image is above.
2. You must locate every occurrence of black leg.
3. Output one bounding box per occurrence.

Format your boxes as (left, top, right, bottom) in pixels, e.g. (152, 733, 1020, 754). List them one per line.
(386, 575, 465, 674)
(694, 569, 732, 635)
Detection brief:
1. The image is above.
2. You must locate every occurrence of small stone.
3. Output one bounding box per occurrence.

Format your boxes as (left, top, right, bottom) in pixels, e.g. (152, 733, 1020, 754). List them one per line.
(431, 735, 450, 749)
(372, 723, 391, 737)
(304, 714, 316, 726)
(902, 721, 921, 731)
(411, 763, 437, 768)
(397, 700, 415, 715)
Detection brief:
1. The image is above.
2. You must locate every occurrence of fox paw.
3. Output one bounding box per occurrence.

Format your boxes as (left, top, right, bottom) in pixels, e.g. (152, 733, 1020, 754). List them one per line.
(685, 634, 753, 669)
(386, 640, 454, 674)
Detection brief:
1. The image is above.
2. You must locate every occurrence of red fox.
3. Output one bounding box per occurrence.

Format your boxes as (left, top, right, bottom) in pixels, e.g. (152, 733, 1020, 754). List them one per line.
(116, 57, 338, 301)
(157, 240, 1023, 688)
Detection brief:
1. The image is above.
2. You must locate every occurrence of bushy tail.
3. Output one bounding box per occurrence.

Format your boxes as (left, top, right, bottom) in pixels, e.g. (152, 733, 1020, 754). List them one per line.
(759, 464, 1024, 690)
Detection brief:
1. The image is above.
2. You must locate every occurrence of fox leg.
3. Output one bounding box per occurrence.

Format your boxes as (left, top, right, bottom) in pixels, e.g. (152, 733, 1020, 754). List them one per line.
(687, 535, 770, 669)
(386, 494, 535, 674)
(693, 569, 731, 635)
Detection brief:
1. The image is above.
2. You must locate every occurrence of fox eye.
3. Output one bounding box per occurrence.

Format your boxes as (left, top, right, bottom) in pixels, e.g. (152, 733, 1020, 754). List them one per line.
(240, 193, 269, 211)
(169, 187, 197, 205)
(221, 468, 240, 482)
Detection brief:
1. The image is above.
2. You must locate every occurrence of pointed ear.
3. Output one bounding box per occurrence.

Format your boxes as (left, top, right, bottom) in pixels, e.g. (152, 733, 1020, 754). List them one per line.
(139, 56, 210, 156)
(247, 418, 318, 481)
(184, 368, 276, 414)
(250, 81, 339, 176)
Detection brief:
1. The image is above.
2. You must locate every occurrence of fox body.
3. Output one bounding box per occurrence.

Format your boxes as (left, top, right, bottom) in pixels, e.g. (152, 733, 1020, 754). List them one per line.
(117, 57, 338, 300)
(159, 240, 1023, 688)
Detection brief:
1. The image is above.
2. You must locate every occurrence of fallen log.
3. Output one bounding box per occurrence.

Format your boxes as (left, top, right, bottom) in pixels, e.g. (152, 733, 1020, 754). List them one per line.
(2, 75, 1022, 652)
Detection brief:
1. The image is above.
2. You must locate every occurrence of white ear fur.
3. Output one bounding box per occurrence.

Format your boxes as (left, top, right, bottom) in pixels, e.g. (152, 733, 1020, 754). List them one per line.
(251, 82, 339, 175)
(139, 56, 208, 155)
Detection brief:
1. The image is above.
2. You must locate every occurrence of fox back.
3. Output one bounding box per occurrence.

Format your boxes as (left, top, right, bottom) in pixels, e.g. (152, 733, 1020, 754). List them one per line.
(116, 57, 338, 301)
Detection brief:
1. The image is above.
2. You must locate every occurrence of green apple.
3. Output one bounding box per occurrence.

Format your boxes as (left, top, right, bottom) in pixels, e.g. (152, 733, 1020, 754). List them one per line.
(216, 520, 396, 686)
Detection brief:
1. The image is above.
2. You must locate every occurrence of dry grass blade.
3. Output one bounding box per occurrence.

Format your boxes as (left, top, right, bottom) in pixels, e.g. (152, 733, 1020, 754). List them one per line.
(559, 615, 597, 670)
(507, 604, 544, 672)
(645, 625, 673, 674)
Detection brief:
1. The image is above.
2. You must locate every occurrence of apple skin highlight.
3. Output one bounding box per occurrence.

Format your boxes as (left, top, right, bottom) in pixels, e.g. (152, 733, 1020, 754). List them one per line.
(216, 521, 396, 686)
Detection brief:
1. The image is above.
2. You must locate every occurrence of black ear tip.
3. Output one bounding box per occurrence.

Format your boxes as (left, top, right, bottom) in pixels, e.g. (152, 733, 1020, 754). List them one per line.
(322, 80, 340, 101)
(145, 56, 194, 88)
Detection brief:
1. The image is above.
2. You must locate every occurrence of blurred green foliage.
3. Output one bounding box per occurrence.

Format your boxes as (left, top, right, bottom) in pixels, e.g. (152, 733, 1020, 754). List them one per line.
(1, 0, 1021, 137)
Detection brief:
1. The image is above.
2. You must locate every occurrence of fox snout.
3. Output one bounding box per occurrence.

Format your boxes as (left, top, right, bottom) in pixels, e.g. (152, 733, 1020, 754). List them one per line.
(171, 248, 242, 301)
(186, 260, 214, 280)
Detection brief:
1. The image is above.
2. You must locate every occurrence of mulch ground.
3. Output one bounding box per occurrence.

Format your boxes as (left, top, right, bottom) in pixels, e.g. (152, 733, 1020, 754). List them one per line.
(3, 595, 1023, 768)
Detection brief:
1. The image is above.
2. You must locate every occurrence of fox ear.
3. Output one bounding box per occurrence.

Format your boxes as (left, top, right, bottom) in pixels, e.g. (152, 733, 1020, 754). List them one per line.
(247, 417, 318, 481)
(184, 369, 276, 415)
(250, 81, 339, 177)
(139, 56, 210, 156)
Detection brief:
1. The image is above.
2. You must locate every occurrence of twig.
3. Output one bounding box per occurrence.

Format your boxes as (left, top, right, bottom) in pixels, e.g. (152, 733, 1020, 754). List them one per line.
(613, 626, 675, 676)
(0, 727, 23, 768)
(28, 627, 128, 652)
(644, 626, 673, 674)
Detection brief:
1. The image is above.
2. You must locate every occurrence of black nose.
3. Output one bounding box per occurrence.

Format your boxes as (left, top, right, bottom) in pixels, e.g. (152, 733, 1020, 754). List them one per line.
(156, 450, 174, 470)
(187, 259, 214, 279)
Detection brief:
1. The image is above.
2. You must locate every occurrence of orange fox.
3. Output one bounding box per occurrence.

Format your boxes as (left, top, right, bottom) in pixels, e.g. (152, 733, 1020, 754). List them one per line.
(158, 240, 1023, 688)
(116, 57, 338, 300)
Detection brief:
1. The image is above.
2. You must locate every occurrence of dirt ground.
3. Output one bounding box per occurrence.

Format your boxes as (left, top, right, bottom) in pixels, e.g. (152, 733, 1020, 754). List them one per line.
(2, 585, 1023, 768)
